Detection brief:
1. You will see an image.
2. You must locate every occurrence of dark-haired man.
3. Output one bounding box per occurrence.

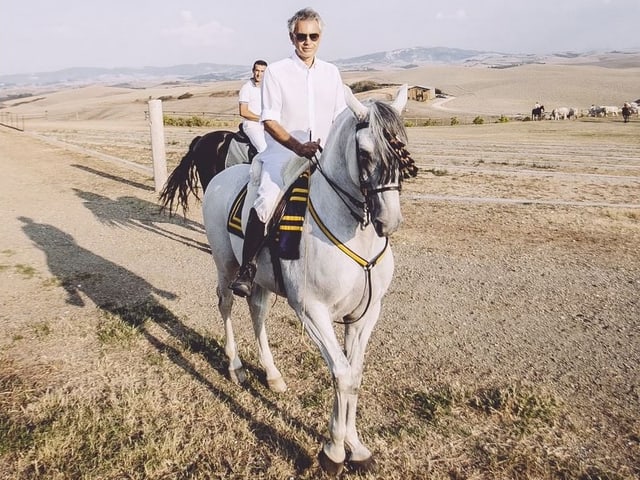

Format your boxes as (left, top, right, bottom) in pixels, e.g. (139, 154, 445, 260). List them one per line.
(238, 60, 268, 154)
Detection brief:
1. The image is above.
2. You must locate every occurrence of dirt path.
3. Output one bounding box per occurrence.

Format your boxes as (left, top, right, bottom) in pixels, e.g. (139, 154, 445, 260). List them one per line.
(0, 127, 213, 363)
(1, 120, 639, 477)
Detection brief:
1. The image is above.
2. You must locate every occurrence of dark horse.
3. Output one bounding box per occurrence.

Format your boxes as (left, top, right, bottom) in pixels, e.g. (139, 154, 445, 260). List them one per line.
(159, 130, 235, 215)
(532, 105, 545, 121)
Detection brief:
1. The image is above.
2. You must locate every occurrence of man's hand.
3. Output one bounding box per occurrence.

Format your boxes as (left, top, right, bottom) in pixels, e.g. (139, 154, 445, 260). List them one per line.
(264, 120, 322, 158)
(295, 139, 321, 159)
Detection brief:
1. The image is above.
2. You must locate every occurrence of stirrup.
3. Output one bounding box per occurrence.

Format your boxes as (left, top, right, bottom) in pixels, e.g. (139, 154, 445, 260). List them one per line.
(229, 264, 256, 297)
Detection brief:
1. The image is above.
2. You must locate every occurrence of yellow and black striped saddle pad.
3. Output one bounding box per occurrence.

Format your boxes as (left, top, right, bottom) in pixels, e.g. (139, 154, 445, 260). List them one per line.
(227, 172, 309, 260)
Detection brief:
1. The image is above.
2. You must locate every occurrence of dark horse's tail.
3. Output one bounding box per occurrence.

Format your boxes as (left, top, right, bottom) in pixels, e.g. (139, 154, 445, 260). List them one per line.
(158, 135, 203, 215)
(158, 130, 234, 216)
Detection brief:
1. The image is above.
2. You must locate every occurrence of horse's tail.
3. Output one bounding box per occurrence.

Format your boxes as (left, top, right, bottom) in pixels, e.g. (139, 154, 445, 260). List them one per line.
(158, 135, 202, 216)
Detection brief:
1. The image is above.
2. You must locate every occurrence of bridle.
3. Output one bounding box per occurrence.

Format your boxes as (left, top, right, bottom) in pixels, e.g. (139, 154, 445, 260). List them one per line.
(305, 117, 411, 324)
(309, 120, 403, 229)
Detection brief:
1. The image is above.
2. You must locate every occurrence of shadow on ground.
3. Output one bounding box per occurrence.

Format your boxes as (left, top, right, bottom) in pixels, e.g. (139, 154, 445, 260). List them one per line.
(18, 216, 316, 474)
(73, 188, 210, 253)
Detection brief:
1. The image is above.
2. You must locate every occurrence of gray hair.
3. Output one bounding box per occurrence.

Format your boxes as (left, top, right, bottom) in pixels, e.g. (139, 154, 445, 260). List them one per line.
(287, 7, 324, 34)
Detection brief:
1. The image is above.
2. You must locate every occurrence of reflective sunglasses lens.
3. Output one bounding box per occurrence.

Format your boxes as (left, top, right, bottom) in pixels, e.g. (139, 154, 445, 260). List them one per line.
(295, 33, 319, 42)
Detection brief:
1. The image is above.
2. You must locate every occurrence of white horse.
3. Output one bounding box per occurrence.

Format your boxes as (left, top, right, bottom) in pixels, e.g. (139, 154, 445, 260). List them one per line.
(202, 85, 414, 475)
(551, 107, 570, 120)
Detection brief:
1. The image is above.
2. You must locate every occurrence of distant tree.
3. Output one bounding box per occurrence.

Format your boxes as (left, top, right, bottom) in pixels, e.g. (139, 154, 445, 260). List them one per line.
(349, 81, 382, 93)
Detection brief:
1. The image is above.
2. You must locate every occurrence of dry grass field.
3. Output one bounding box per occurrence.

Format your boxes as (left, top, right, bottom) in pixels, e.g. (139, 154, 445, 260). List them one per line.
(1, 58, 639, 479)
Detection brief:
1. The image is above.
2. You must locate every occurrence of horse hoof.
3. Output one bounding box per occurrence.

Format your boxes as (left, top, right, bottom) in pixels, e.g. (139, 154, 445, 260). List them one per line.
(347, 455, 377, 473)
(229, 367, 246, 385)
(267, 376, 287, 393)
(318, 449, 344, 477)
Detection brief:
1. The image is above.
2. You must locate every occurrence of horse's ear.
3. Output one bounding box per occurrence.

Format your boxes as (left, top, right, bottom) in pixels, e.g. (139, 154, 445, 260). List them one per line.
(390, 84, 408, 114)
(344, 85, 368, 121)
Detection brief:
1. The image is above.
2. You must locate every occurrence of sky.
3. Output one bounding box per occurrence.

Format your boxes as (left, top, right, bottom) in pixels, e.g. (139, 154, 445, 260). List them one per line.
(2, 0, 639, 76)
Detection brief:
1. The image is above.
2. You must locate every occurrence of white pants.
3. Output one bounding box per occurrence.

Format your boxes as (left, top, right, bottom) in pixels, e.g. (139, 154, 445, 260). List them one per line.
(250, 130, 311, 223)
(251, 155, 289, 223)
(243, 123, 267, 153)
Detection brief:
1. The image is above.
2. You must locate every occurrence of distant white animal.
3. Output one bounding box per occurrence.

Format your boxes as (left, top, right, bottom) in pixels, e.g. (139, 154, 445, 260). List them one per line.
(551, 107, 570, 120)
(602, 106, 620, 117)
(629, 102, 639, 115)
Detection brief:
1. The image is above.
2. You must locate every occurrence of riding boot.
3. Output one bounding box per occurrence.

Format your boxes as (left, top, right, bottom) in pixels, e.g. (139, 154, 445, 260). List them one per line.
(229, 208, 266, 297)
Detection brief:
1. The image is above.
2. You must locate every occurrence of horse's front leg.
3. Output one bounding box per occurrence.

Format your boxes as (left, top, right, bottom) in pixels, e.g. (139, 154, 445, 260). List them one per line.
(296, 303, 352, 475)
(341, 304, 381, 472)
(248, 286, 287, 392)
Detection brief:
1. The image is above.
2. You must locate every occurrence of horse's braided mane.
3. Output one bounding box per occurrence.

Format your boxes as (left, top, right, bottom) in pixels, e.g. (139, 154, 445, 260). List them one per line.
(369, 101, 418, 182)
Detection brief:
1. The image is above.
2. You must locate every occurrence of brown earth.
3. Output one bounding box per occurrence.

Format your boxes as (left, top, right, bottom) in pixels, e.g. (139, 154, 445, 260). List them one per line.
(1, 61, 639, 478)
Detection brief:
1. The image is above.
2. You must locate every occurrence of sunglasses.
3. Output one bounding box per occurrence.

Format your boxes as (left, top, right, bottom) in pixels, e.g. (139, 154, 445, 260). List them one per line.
(294, 32, 320, 42)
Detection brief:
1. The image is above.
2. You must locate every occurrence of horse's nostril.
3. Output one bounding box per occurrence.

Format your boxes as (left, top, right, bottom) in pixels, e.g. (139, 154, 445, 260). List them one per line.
(374, 221, 386, 237)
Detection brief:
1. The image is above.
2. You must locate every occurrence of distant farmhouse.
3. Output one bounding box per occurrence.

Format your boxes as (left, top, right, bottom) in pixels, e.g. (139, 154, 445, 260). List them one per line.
(408, 85, 435, 102)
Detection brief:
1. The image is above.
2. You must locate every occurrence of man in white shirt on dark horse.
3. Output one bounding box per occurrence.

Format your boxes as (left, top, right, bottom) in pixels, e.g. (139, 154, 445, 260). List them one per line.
(238, 60, 268, 154)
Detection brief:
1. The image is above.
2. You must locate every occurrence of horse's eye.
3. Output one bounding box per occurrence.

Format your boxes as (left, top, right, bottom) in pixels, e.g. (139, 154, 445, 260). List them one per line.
(358, 150, 372, 165)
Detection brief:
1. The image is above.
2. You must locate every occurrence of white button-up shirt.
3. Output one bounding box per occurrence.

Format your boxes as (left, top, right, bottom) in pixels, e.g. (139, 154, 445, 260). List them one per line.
(238, 78, 263, 129)
(260, 52, 346, 154)
(251, 52, 346, 222)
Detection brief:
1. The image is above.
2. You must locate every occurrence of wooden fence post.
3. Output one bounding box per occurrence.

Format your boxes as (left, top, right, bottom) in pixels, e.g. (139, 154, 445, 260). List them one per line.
(148, 99, 167, 193)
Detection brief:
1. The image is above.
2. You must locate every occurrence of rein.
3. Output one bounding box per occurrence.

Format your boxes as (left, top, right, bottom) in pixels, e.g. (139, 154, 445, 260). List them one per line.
(307, 197, 388, 324)
(305, 119, 396, 323)
(307, 199, 389, 270)
(308, 120, 407, 228)
(309, 148, 368, 226)
(303, 111, 416, 323)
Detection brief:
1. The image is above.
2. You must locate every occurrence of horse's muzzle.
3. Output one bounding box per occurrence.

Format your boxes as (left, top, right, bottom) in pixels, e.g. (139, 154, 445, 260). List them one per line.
(373, 214, 402, 237)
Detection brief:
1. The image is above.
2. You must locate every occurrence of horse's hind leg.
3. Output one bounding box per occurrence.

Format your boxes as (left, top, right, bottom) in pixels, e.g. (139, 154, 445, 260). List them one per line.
(216, 265, 247, 384)
(248, 286, 287, 392)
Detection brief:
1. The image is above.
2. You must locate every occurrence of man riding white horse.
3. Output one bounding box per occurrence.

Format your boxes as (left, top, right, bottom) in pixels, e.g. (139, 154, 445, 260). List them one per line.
(229, 7, 347, 297)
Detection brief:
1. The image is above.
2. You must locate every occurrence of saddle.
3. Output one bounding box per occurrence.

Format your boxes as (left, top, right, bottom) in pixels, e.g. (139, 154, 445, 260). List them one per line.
(227, 171, 310, 260)
(230, 123, 258, 162)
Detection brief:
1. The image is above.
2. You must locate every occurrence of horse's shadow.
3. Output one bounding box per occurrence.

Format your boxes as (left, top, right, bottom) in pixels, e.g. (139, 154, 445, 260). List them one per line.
(18, 217, 315, 473)
(72, 188, 210, 254)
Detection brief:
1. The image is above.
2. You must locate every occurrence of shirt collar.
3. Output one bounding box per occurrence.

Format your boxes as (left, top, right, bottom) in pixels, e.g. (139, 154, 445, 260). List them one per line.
(290, 51, 316, 70)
